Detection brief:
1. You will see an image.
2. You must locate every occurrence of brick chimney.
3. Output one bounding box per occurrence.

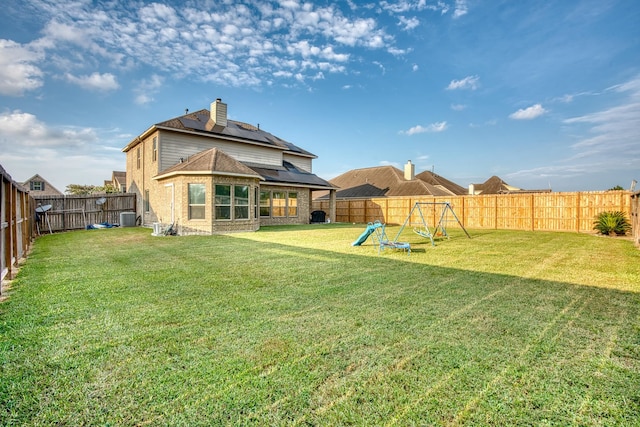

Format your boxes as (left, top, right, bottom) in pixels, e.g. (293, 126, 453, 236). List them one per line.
(210, 98, 227, 127)
(404, 160, 415, 181)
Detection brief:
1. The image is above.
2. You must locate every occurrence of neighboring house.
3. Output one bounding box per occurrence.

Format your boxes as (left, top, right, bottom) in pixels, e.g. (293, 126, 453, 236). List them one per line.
(316, 161, 466, 199)
(122, 98, 336, 235)
(21, 174, 63, 196)
(468, 176, 551, 195)
(104, 171, 127, 192)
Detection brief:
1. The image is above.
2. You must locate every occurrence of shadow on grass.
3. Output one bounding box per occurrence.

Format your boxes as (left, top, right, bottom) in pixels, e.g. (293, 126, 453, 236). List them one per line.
(1, 227, 639, 426)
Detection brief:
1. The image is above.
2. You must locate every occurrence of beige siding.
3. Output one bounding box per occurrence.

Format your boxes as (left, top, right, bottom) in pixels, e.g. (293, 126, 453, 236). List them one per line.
(283, 153, 312, 173)
(126, 131, 162, 226)
(159, 131, 283, 171)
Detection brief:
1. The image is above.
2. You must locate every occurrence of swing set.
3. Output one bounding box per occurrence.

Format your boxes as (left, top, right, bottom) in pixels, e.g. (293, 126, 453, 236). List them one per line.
(394, 202, 470, 246)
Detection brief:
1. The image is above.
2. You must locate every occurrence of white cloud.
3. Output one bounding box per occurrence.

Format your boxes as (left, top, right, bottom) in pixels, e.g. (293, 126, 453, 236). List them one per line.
(401, 121, 448, 135)
(453, 0, 469, 18)
(451, 103, 467, 111)
(412, 64, 419, 72)
(16, 1, 401, 88)
(564, 77, 640, 158)
(398, 16, 420, 31)
(0, 110, 97, 148)
(446, 75, 479, 90)
(65, 72, 120, 91)
(0, 39, 44, 96)
(134, 74, 164, 105)
(509, 104, 547, 120)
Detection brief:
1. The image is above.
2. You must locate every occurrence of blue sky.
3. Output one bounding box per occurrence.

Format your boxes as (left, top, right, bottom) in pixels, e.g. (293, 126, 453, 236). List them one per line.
(0, 0, 638, 193)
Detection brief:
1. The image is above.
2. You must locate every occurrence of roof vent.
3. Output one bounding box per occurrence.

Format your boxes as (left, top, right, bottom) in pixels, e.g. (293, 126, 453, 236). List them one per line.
(210, 98, 227, 128)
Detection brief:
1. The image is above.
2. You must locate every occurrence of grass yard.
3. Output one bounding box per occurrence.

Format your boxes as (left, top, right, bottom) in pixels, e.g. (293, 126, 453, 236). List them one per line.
(1, 224, 639, 426)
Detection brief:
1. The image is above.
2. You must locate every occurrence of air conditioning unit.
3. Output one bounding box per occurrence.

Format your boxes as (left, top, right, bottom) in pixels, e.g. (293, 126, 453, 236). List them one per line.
(152, 222, 163, 236)
(120, 212, 136, 227)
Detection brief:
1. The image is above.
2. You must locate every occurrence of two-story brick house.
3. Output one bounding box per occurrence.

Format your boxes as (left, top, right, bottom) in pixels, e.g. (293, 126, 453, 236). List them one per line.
(122, 99, 336, 235)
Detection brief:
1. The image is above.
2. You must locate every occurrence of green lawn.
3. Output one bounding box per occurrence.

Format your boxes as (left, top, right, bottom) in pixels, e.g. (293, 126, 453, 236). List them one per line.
(1, 224, 639, 426)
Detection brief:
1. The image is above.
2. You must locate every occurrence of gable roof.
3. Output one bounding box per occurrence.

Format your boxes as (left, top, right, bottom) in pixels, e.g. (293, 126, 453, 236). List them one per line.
(154, 148, 263, 180)
(471, 175, 551, 194)
(327, 165, 461, 198)
(125, 109, 316, 158)
(111, 171, 126, 184)
(415, 170, 467, 195)
(21, 174, 63, 196)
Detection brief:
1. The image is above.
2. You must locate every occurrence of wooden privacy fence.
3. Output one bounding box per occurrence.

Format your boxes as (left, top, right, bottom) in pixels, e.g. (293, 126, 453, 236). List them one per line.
(1, 165, 34, 286)
(632, 191, 640, 247)
(312, 191, 632, 234)
(33, 193, 136, 234)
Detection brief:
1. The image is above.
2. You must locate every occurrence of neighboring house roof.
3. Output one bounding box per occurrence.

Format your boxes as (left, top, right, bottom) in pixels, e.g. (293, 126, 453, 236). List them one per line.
(415, 170, 467, 195)
(155, 148, 263, 180)
(324, 165, 461, 199)
(112, 171, 126, 185)
(471, 175, 551, 194)
(124, 109, 316, 158)
(332, 183, 388, 198)
(21, 174, 63, 196)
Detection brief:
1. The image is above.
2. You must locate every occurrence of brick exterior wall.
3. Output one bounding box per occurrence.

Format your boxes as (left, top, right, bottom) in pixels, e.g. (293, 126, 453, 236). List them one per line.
(126, 131, 319, 235)
(258, 185, 311, 226)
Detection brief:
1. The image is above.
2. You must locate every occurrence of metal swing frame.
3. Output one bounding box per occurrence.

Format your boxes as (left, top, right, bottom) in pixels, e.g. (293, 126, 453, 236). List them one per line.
(395, 202, 470, 246)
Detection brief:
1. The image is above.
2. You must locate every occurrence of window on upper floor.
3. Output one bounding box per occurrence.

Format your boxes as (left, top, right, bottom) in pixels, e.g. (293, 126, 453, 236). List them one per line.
(137, 147, 141, 169)
(30, 181, 44, 191)
(152, 137, 157, 162)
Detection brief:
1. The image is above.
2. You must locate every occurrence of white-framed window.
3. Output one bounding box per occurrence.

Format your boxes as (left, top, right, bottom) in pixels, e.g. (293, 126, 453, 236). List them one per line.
(152, 137, 157, 162)
(234, 185, 249, 220)
(260, 190, 270, 217)
(288, 192, 298, 217)
(272, 191, 286, 217)
(144, 190, 150, 213)
(188, 184, 205, 219)
(260, 191, 298, 218)
(136, 147, 141, 169)
(215, 184, 231, 220)
(30, 181, 44, 191)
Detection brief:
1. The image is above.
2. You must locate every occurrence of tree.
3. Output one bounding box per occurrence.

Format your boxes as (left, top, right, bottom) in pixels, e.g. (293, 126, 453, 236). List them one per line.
(607, 185, 625, 191)
(65, 184, 117, 195)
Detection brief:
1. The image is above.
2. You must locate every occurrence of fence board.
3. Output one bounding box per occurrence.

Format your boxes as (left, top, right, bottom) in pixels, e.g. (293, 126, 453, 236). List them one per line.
(1, 165, 34, 286)
(313, 191, 632, 234)
(632, 192, 640, 247)
(33, 194, 136, 233)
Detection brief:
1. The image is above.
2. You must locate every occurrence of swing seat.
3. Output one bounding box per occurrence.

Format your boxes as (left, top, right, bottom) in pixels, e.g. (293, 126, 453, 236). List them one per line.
(413, 228, 431, 238)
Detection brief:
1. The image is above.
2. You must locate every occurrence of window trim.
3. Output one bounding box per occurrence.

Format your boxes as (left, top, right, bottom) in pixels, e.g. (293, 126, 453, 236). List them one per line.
(214, 184, 232, 220)
(188, 183, 206, 220)
(30, 181, 44, 191)
(234, 185, 250, 220)
(152, 137, 157, 162)
(144, 189, 150, 213)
